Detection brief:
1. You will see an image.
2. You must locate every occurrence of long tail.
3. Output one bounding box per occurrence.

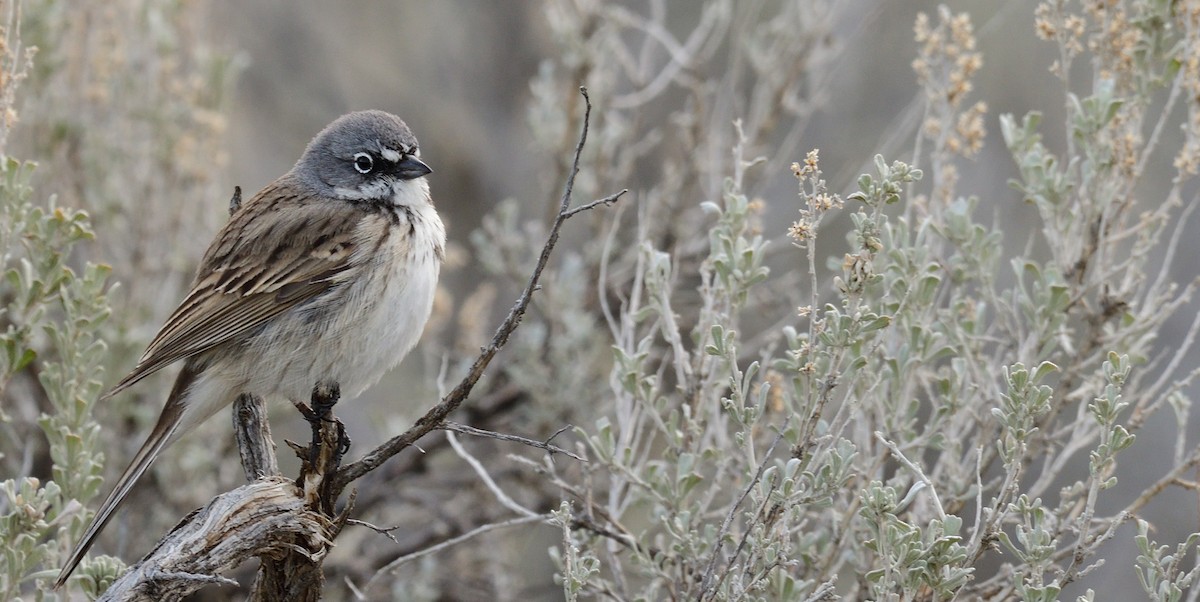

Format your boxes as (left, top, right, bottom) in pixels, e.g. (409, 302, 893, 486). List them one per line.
(53, 364, 200, 588)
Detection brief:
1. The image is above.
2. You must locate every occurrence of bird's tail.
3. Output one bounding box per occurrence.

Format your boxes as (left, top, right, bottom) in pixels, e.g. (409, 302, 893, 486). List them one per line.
(52, 364, 200, 589)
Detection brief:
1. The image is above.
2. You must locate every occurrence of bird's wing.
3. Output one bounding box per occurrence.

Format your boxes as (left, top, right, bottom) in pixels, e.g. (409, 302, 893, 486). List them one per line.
(104, 182, 382, 399)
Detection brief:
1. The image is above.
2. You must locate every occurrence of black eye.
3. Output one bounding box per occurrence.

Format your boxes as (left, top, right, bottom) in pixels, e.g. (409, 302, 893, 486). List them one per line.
(353, 152, 374, 174)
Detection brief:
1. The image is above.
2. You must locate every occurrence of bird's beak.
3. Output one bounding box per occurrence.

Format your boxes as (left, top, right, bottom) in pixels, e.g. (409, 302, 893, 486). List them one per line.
(395, 156, 432, 180)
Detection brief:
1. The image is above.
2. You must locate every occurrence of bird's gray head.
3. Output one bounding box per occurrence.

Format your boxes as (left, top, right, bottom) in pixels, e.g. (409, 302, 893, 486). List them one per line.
(293, 110, 432, 204)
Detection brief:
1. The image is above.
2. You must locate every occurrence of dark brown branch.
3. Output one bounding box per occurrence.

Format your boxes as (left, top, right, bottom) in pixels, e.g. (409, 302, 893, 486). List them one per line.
(562, 193, 623, 219)
(333, 86, 625, 494)
(293, 382, 350, 515)
(337, 383, 529, 516)
(437, 421, 585, 461)
(228, 185, 243, 215)
(249, 383, 350, 601)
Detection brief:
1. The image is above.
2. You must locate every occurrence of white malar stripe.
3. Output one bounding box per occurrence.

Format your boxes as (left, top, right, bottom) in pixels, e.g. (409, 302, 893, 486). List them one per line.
(334, 178, 393, 201)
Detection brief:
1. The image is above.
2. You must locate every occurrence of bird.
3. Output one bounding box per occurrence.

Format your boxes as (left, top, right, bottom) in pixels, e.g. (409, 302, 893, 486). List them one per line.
(54, 110, 445, 587)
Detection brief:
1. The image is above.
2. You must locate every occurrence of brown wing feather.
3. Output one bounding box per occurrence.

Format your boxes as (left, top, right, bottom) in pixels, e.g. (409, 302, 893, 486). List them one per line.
(102, 178, 369, 399)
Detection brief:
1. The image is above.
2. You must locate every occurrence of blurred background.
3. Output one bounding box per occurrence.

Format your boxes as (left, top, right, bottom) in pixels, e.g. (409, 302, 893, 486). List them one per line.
(6, 0, 1198, 599)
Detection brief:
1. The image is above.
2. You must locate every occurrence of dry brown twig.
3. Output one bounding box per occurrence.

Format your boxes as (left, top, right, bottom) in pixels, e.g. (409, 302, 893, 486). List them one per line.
(97, 86, 624, 600)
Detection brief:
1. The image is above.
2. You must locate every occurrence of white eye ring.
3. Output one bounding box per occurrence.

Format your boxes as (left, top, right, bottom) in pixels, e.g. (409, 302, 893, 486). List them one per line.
(353, 152, 374, 174)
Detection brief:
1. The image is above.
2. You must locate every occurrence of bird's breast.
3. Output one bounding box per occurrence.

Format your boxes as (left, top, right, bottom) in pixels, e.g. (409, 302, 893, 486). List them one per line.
(236, 202, 445, 402)
(322, 204, 444, 395)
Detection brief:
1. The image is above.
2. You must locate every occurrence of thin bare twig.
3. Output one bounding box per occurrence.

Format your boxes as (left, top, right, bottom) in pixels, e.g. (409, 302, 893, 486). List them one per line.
(563, 193, 627, 219)
(446, 430, 538, 517)
(359, 514, 551, 594)
(333, 87, 625, 494)
(438, 421, 585, 461)
(697, 416, 792, 600)
(345, 518, 399, 543)
(876, 431, 947, 521)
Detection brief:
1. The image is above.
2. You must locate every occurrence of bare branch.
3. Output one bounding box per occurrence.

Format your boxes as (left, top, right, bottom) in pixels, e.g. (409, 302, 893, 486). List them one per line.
(358, 514, 550, 595)
(438, 420, 585, 461)
(345, 518, 400, 543)
(562, 190, 628, 219)
(233, 393, 279, 480)
(876, 431, 947, 521)
(446, 429, 538, 517)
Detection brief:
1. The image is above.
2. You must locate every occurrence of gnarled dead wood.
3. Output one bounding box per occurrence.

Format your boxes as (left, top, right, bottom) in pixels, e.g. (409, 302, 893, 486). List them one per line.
(97, 477, 330, 602)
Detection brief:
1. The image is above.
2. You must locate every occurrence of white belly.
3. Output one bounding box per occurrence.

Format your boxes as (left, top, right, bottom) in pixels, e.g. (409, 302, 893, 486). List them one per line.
(311, 238, 440, 398)
(183, 212, 443, 423)
(250, 223, 442, 401)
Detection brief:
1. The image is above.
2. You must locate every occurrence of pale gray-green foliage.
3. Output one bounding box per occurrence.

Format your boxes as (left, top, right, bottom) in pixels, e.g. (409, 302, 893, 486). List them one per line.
(9, 0, 1200, 600)
(469, 1, 1200, 601)
(0, 157, 116, 599)
(1136, 518, 1200, 602)
(0, 1, 235, 598)
(5, 1, 238, 596)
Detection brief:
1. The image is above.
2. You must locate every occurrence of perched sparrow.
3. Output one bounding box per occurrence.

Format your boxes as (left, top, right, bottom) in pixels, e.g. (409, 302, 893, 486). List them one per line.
(54, 111, 445, 587)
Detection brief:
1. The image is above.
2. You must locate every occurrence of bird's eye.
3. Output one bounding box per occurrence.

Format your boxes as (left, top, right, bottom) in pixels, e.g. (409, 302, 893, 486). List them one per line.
(353, 152, 374, 174)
